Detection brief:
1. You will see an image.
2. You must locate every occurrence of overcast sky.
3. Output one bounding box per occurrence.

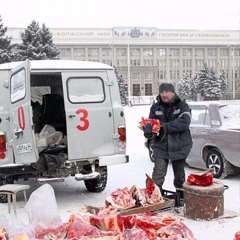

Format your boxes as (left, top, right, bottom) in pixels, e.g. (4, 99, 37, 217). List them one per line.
(1, 0, 240, 30)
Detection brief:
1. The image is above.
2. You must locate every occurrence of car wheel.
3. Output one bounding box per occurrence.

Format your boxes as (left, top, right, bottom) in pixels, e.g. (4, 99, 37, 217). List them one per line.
(148, 139, 154, 162)
(206, 149, 227, 178)
(84, 169, 108, 192)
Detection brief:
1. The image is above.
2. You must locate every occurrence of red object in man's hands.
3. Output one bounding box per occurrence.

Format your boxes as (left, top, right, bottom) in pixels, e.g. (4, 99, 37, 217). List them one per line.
(187, 172, 213, 186)
(139, 117, 161, 133)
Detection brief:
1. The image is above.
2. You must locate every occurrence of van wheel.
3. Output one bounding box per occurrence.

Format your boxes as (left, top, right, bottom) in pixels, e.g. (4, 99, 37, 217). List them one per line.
(206, 149, 227, 179)
(84, 169, 108, 192)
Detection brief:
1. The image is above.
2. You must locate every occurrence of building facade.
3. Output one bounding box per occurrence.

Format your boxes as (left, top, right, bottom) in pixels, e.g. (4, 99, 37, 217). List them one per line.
(9, 27, 240, 98)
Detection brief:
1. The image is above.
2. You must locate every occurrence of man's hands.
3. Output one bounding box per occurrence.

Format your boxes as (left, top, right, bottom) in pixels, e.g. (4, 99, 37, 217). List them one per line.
(144, 123, 153, 136)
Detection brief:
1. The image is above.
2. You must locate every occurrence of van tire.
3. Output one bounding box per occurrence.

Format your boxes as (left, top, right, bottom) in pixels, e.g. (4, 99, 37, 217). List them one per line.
(84, 170, 108, 192)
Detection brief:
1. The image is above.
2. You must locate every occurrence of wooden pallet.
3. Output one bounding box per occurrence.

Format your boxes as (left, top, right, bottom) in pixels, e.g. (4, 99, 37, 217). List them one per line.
(119, 198, 175, 216)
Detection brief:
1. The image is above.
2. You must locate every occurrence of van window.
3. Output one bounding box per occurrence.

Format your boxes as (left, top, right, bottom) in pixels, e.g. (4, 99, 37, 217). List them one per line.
(67, 77, 105, 103)
(10, 69, 26, 103)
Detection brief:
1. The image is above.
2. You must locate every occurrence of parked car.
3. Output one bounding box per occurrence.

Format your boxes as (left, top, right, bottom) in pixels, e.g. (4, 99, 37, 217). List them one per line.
(145, 100, 240, 178)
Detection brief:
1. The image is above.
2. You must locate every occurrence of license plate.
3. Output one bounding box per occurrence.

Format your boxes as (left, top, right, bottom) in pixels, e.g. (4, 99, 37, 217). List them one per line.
(16, 142, 33, 154)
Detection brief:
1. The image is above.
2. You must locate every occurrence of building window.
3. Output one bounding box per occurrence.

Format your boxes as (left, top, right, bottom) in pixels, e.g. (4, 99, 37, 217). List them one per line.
(130, 60, 140, 66)
(59, 48, 71, 58)
(157, 59, 166, 67)
(158, 70, 166, 79)
(207, 59, 216, 67)
(183, 59, 192, 67)
(235, 49, 240, 56)
(144, 72, 153, 79)
(183, 49, 192, 56)
(207, 48, 217, 56)
(220, 59, 228, 67)
(130, 48, 140, 57)
(220, 48, 229, 56)
(102, 60, 112, 66)
(74, 48, 85, 57)
(170, 59, 179, 67)
(157, 48, 166, 56)
(145, 84, 152, 96)
(143, 48, 153, 57)
(143, 60, 153, 66)
(102, 48, 112, 57)
(116, 59, 127, 66)
(88, 48, 99, 57)
(195, 59, 204, 68)
(131, 72, 141, 79)
(117, 48, 127, 56)
(170, 70, 179, 79)
(122, 72, 127, 80)
(195, 48, 204, 56)
(132, 84, 140, 96)
(169, 48, 180, 56)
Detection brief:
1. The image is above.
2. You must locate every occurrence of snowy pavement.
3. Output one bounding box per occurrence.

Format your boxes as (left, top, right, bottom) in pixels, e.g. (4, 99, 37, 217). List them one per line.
(1, 105, 240, 240)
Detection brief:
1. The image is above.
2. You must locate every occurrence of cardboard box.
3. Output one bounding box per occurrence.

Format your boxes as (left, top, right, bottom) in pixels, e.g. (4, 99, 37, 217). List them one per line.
(119, 198, 175, 216)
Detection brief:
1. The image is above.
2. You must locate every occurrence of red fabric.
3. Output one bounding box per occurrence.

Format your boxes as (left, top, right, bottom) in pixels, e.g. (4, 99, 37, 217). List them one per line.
(139, 117, 161, 133)
(187, 172, 213, 186)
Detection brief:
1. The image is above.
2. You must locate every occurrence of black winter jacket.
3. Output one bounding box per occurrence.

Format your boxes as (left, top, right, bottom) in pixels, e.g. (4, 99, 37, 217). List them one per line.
(146, 94, 193, 161)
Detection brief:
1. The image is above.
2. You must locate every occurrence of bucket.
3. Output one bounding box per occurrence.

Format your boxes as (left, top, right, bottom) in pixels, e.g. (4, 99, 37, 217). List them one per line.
(183, 179, 226, 220)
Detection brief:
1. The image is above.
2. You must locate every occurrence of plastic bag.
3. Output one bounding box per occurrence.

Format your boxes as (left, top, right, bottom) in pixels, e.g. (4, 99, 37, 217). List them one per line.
(35, 125, 63, 152)
(25, 184, 62, 229)
(0, 204, 35, 240)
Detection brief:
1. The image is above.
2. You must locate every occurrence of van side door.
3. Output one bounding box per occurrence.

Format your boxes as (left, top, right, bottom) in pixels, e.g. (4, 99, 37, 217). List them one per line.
(62, 71, 115, 160)
(9, 60, 38, 164)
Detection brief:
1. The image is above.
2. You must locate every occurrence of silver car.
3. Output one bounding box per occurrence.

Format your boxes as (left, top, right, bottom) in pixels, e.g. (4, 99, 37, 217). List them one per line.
(187, 100, 240, 178)
(145, 100, 240, 179)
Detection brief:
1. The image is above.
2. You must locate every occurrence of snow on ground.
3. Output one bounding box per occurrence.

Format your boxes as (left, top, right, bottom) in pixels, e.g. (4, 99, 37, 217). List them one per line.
(1, 104, 240, 240)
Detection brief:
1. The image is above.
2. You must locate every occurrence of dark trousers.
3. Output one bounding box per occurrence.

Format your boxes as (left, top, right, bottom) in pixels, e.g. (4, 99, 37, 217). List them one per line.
(152, 157, 186, 191)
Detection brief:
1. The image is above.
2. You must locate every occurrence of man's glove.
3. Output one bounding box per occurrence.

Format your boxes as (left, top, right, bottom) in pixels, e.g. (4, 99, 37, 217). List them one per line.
(144, 123, 153, 136)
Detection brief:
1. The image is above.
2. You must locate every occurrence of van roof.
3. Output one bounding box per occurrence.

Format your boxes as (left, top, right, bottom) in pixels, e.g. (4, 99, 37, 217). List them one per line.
(0, 60, 113, 71)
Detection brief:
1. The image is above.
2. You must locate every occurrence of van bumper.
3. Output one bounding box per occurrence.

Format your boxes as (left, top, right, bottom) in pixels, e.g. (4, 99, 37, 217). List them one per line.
(99, 155, 129, 166)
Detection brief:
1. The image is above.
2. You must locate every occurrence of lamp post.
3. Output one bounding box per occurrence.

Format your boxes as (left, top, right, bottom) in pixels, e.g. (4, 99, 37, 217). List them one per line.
(228, 45, 236, 99)
(109, 43, 114, 67)
(127, 34, 131, 106)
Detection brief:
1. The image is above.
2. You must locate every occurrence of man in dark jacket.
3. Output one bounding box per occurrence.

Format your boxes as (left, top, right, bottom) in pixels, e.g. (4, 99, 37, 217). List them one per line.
(144, 83, 192, 199)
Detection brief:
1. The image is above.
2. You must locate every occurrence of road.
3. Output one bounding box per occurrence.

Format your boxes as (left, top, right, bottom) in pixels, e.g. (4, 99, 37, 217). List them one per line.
(1, 105, 240, 239)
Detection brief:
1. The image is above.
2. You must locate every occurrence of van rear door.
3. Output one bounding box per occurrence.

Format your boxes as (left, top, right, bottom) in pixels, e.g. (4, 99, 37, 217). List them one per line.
(62, 71, 115, 160)
(9, 60, 38, 164)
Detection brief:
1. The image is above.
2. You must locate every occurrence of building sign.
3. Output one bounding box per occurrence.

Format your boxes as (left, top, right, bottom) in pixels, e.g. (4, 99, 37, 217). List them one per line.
(131, 28, 140, 38)
(157, 30, 238, 44)
(113, 27, 156, 38)
(52, 29, 112, 39)
(8, 27, 239, 45)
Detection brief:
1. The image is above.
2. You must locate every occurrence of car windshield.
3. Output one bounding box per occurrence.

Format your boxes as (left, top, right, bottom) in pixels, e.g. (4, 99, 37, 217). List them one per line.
(219, 104, 240, 127)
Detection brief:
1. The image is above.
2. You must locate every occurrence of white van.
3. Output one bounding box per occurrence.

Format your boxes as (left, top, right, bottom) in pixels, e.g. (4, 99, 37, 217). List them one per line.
(0, 60, 128, 202)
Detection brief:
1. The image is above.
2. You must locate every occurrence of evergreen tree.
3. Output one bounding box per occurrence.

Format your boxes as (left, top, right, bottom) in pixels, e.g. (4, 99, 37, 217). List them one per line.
(218, 69, 228, 99)
(15, 20, 59, 60)
(114, 66, 127, 105)
(0, 15, 14, 64)
(41, 23, 60, 59)
(177, 71, 192, 100)
(195, 63, 222, 100)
